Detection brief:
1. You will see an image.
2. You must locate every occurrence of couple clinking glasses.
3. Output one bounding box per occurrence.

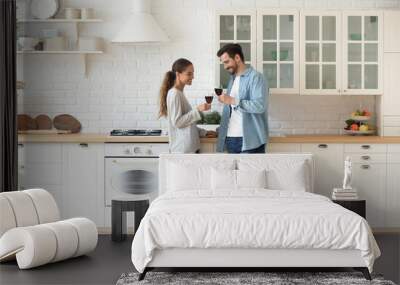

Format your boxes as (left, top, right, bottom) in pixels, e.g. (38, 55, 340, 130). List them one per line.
(159, 43, 269, 154)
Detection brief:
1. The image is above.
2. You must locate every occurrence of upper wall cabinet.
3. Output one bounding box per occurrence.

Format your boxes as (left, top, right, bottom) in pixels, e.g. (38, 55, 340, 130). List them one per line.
(342, 11, 383, 95)
(384, 11, 400, 52)
(257, 10, 299, 94)
(216, 10, 384, 96)
(216, 11, 256, 89)
(300, 11, 341, 95)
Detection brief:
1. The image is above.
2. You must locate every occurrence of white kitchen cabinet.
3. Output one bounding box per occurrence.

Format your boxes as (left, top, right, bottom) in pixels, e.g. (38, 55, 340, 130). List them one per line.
(216, 11, 256, 89)
(352, 162, 386, 227)
(257, 10, 299, 94)
(301, 143, 344, 198)
(267, 143, 301, 152)
(380, 53, 400, 136)
(200, 143, 216, 153)
(386, 145, 400, 227)
(383, 53, 400, 116)
(17, 143, 63, 210)
(345, 144, 387, 227)
(62, 143, 105, 226)
(384, 11, 400, 52)
(300, 11, 342, 95)
(342, 11, 383, 95)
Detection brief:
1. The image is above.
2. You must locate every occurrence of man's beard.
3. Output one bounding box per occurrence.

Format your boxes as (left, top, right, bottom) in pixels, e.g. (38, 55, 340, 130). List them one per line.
(226, 66, 237, 75)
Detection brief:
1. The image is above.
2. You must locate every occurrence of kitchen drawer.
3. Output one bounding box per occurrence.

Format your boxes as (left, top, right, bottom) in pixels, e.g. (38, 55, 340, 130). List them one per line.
(388, 144, 400, 153)
(23, 143, 62, 163)
(345, 153, 387, 163)
(268, 143, 302, 153)
(388, 153, 400, 163)
(344, 144, 387, 153)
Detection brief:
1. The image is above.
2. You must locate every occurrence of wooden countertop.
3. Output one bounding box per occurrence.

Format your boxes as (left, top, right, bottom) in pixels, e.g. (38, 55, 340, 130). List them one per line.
(17, 133, 400, 143)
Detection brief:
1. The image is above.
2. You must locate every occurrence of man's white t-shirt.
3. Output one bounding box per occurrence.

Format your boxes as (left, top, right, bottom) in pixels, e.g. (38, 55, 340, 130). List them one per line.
(227, 76, 243, 137)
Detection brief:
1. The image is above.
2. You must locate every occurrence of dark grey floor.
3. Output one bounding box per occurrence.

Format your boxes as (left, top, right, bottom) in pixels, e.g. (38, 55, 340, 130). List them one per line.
(0, 235, 134, 285)
(1, 234, 399, 285)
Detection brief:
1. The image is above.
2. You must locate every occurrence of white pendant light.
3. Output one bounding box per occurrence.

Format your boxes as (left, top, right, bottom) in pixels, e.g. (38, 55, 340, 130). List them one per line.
(112, 0, 169, 44)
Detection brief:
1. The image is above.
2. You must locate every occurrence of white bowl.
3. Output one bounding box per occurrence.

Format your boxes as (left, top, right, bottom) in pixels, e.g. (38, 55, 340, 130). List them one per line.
(18, 37, 39, 51)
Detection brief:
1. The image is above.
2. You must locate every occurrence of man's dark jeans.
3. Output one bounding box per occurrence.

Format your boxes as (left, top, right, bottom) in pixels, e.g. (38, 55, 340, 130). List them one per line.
(225, 137, 265, 154)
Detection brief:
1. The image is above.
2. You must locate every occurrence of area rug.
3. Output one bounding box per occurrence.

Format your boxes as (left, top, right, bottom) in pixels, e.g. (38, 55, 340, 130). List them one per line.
(116, 271, 396, 285)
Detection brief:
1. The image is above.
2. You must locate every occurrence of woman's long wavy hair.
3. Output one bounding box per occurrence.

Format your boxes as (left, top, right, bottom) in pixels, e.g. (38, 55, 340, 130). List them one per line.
(159, 58, 193, 118)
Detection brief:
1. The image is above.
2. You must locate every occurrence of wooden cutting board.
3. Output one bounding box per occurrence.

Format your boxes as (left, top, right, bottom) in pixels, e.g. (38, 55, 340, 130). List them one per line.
(35, 114, 52, 130)
(17, 114, 37, 131)
(53, 114, 81, 133)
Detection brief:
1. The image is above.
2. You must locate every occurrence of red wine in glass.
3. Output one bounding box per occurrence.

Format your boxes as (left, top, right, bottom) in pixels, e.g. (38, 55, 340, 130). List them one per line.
(214, 88, 223, 96)
(205, 96, 213, 104)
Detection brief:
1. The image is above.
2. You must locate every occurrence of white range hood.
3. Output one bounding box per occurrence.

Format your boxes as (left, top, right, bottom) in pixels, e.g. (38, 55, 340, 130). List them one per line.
(112, 0, 169, 44)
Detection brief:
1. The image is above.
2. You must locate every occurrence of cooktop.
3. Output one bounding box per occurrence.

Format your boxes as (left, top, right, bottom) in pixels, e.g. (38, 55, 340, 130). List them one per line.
(110, 129, 163, 136)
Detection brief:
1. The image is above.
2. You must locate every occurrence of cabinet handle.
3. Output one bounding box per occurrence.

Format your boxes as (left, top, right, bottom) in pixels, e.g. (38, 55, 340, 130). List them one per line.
(18, 143, 24, 148)
(361, 155, 370, 160)
(79, 143, 89, 148)
(361, 165, 370, 169)
(344, 89, 347, 92)
(318, 144, 328, 149)
(361, 145, 370, 149)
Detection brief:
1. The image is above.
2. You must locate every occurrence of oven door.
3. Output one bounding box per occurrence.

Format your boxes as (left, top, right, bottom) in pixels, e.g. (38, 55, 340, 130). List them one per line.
(105, 157, 159, 207)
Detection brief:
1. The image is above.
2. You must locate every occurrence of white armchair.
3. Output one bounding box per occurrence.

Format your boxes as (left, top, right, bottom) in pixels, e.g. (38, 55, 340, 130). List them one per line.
(0, 188, 98, 269)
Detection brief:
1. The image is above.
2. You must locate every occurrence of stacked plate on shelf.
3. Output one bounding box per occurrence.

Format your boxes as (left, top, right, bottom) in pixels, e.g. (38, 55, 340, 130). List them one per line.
(30, 0, 60, 19)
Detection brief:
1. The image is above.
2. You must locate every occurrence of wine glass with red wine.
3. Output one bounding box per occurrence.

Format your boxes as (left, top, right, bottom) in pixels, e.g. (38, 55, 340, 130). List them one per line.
(214, 88, 223, 96)
(205, 95, 213, 104)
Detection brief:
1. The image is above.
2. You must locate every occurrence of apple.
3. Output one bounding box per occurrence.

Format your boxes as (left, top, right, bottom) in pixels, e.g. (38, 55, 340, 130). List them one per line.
(359, 125, 369, 131)
(351, 123, 359, 131)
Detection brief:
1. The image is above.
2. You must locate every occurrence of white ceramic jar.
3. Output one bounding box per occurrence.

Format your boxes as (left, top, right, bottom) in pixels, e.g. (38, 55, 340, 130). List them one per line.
(64, 8, 80, 19)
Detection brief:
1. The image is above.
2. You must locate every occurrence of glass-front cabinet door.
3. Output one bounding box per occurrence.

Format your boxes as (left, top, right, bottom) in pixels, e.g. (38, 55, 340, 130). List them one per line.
(342, 11, 383, 95)
(257, 10, 299, 94)
(216, 12, 256, 89)
(300, 12, 341, 95)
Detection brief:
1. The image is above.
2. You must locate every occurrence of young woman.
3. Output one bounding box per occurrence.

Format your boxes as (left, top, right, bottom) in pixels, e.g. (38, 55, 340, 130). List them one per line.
(159, 58, 217, 153)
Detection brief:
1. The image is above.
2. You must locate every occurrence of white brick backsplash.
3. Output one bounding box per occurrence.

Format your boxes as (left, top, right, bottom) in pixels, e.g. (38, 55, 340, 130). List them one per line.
(70, 113, 100, 120)
(101, 113, 124, 120)
(19, 0, 392, 134)
(136, 121, 162, 128)
(124, 113, 146, 121)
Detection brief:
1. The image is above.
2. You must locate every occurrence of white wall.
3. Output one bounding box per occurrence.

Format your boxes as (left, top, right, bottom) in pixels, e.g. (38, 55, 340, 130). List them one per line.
(18, 0, 400, 135)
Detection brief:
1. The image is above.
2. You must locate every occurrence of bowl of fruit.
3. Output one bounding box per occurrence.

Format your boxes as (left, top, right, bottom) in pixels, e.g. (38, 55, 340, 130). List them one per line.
(350, 109, 371, 121)
(344, 109, 376, 135)
(344, 120, 376, 135)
